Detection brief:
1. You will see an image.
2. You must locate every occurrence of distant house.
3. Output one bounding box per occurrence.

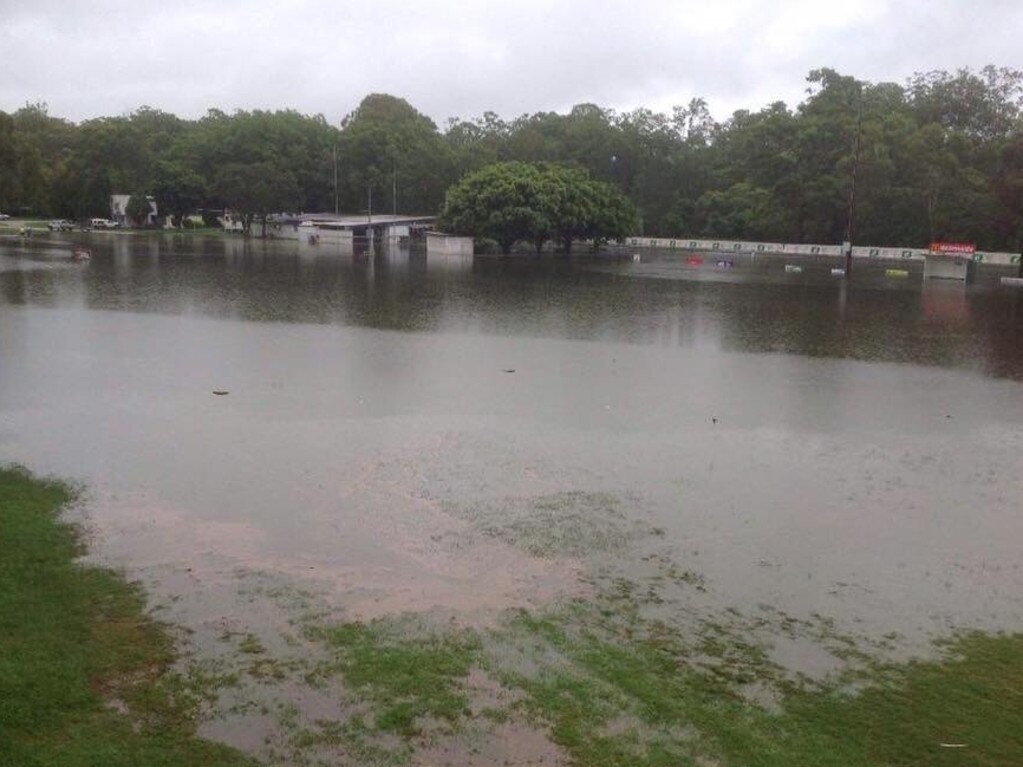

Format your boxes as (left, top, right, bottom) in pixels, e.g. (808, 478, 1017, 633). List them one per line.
(110, 194, 159, 227)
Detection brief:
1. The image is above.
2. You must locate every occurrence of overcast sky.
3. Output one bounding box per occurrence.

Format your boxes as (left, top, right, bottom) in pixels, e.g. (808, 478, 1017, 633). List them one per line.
(1, 0, 1020, 127)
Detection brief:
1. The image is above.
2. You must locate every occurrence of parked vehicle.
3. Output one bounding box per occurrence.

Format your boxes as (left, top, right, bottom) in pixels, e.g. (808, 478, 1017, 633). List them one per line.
(89, 218, 120, 229)
(48, 220, 75, 231)
(0, 213, 11, 220)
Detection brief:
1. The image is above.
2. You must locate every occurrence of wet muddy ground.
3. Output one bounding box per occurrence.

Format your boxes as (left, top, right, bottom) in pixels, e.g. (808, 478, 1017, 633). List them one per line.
(1, 234, 1022, 764)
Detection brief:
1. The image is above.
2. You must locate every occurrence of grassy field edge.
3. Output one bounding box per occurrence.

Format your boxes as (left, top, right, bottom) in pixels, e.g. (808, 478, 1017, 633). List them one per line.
(0, 464, 254, 767)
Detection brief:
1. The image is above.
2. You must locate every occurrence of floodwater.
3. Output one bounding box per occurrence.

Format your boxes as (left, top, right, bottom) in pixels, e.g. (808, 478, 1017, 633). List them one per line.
(1, 233, 1022, 758)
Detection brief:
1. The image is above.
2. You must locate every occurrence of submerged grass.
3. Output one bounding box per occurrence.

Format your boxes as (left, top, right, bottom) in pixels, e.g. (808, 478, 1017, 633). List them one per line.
(291, 591, 1023, 767)
(447, 491, 660, 558)
(5, 464, 1019, 767)
(0, 465, 254, 767)
(305, 619, 482, 738)
(780, 631, 1023, 766)
(494, 603, 1023, 767)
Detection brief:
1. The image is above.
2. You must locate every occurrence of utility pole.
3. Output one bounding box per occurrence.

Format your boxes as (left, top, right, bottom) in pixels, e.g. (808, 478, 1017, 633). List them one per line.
(367, 184, 372, 223)
(844, 98, 863, 276)
(392, 164, 397, 217)
(333, 145, 341, 217)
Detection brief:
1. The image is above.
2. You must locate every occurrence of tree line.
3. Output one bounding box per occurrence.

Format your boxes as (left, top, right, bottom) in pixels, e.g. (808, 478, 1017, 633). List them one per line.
(1, 65, 1021, 250)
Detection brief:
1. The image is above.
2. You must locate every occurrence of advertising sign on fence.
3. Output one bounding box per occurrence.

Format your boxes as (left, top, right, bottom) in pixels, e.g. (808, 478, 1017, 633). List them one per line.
(930, 242, 976, 254)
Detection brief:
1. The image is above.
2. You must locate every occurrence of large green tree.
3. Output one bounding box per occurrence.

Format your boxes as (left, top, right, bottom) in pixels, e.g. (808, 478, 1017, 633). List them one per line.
(339, 94, 455, 215)
(993, 133, 1023, 245)
(152, 161, 206, 227)
(212, 162, 300, 236)
(439, 162, 636, 254)
(172, 108, 338, 214)
(125, 193, 153, 227)
(440, 162, 548, 253)
(0, 104, 77, 216)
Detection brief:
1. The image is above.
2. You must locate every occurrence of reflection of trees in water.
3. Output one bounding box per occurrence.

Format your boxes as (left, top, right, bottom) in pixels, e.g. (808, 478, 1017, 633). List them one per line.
(714, 281, 927, 362)
(1, 260, 91, 309)
(967, 289, 1023, 380)
(2, 235, 1021, 381)
(1, 267, 26, 304)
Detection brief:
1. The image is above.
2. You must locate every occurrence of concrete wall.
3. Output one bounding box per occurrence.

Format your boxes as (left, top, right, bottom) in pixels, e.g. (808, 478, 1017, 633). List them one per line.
(924, 257, 971, 280)
(427, 232, 474, 257)
(297, 224, 354, 245)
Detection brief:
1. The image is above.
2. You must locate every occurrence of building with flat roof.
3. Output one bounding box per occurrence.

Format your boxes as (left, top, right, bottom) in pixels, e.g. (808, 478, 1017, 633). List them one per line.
(220, 212, 437, 242)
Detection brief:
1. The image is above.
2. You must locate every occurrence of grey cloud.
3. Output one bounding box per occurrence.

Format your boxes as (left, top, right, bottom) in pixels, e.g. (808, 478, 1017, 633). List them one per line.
(1, 0, 1020, 126)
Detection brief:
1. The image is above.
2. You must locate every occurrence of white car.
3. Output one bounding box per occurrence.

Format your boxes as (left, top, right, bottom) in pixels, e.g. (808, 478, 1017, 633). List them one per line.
(48, 220, 75, 231)
(0, 213, 11, 220)
(89, 218, 120, 229)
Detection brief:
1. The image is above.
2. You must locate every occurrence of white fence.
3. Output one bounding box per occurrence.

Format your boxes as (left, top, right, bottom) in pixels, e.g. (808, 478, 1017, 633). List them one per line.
(625, 237, 1021, 266)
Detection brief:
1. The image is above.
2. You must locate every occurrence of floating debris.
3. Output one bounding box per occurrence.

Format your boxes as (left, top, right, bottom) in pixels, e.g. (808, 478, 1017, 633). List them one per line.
(784, 264, 803, 274)
(885, 268, 910, 278)
(212, 391, 229, 396)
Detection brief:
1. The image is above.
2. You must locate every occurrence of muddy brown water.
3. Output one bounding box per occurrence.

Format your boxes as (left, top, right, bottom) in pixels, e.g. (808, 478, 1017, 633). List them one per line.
(2, 234, 1022, 759)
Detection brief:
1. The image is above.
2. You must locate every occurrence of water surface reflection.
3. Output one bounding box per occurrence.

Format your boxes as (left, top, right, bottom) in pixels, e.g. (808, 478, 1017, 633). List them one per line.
(0, 233, 1021, 642)
(2, 234, 1021, 379)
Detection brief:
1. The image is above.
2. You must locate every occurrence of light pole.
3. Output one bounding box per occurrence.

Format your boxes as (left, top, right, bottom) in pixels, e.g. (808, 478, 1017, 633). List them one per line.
(332, 145, 339, 216)
(844, 98, 863, 276)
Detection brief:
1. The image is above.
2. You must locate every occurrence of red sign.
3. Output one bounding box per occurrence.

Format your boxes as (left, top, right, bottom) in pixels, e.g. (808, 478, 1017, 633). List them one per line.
(930, 242, 975, 254)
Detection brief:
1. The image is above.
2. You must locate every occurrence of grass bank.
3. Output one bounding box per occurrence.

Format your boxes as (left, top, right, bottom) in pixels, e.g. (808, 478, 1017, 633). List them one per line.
(0, 465, 254, 767)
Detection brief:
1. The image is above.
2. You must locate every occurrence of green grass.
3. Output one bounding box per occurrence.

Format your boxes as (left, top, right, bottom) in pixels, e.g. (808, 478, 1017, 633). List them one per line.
(279, 560, 1023, 767)
(780, 632, 1023, 767)
(0, 465, 255, 767)
(294, 595, 1023, 767)
(306, 620, 482, 738)
(491, 602, 1023, 767)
